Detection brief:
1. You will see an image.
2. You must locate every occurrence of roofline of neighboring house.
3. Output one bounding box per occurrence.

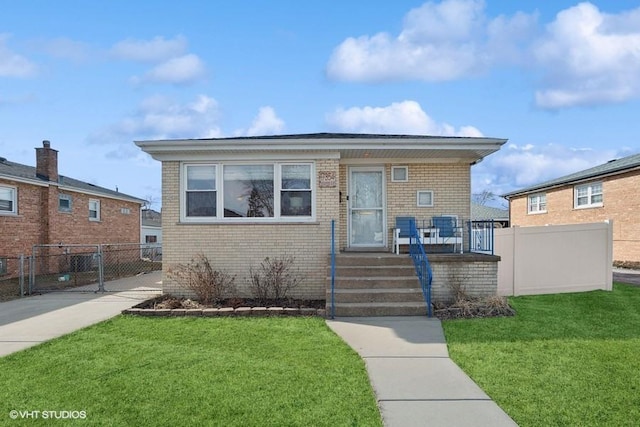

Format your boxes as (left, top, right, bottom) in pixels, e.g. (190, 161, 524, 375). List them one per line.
(135, 133, 508, 164)
(0, 172, 146, 205)
(503, 164, 640, 199)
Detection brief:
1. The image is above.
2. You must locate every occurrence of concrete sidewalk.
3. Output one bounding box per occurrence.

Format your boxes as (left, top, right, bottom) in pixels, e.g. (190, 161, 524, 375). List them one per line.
(327, 317, 517, 427)
(0, 272, 161, 357)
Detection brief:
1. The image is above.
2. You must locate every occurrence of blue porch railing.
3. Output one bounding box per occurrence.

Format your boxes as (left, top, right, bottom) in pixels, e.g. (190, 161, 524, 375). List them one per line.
(468, 220, 495, 255)
(408, 218, 433, 317)
(330, 219, 336, 319)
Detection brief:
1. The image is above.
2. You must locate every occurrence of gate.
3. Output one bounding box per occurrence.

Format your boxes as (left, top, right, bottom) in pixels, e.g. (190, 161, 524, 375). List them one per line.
(31, 244, 103, 293)
(0, 255, 29, 301)
(29, 243, 162, 294)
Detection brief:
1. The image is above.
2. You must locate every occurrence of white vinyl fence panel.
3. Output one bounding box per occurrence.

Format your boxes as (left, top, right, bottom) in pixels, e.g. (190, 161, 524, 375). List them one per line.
(495, 221, 613, 296)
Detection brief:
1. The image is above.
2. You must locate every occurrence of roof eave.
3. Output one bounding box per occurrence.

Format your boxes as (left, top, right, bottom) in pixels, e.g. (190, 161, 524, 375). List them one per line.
(135, 137, 507, 163)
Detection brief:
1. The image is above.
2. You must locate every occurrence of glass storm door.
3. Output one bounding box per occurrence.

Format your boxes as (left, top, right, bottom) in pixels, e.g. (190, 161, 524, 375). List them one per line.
(349, 167, 386, 247)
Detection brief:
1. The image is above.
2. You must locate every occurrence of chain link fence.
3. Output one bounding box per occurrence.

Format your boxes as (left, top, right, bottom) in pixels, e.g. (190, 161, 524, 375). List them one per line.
(17, 243, 163, 295)
(0, 255, 29, 301)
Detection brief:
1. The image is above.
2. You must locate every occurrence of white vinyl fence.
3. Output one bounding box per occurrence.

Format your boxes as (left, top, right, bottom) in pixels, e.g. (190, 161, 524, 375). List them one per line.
(495, 221, 613, 296)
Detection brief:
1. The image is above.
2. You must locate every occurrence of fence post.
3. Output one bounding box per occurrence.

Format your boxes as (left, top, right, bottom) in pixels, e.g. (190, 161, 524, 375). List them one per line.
(29, 253, 35, 295)
(19, 254, 24, 297)
(97, 245, 105, 292)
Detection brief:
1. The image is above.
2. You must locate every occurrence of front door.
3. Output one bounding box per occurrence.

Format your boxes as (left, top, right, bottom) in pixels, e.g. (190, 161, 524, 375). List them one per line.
(349, 167, 386, 248)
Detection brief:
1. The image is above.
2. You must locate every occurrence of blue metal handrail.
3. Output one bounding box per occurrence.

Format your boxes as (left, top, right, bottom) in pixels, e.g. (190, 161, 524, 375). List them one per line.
(330, 219, 336, 319)
(408, 218, 433, 317)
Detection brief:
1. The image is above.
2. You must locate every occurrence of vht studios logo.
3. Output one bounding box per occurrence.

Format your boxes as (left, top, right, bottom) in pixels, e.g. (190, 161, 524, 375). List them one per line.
(9, 410, 87, 420)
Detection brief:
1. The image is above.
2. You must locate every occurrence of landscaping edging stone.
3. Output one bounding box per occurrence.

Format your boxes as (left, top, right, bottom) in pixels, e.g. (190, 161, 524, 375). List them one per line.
(122, 306, 327, 318)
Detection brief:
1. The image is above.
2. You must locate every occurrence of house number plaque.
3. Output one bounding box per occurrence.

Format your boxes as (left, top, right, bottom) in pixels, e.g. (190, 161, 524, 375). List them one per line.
(318, 171, 337, 188)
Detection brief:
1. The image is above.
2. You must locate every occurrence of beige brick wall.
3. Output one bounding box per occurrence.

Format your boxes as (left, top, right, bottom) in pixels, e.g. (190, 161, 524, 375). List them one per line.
(431, 259, 498, 303)
(338, 162, 471, 250)
(509, 171, 640, 263)
(162, 159, 340, 299)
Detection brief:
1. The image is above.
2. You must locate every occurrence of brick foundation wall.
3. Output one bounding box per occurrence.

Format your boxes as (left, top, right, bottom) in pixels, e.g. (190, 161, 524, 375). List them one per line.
(509, 171, 640, 263)
(161, 159, 340, 299)
(429, 255, 499, 303)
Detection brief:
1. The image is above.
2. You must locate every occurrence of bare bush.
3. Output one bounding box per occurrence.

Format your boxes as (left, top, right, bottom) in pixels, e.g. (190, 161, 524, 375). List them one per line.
(249, 256, 303, 305)
(447, 268, 470, 303)
(167, 254, 236, 305)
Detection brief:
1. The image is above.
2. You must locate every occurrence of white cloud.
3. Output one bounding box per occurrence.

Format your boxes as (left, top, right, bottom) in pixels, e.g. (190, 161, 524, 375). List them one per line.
(326, 100, 482, 136)
(110, 35, 187, 62)
(111, 35, 206, 85)
(0, 34, 37, 78)
(472, 143, 622, 196)
(90, 94, 222, 143)
(326, 0, 537, 82)
(533, 2, 640, 108)
(244, 106, 286, 136)
(137, 54, 207, 85)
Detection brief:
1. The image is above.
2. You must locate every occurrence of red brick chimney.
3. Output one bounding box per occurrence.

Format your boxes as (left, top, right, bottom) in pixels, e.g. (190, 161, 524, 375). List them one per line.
(35, 140, 59, 182)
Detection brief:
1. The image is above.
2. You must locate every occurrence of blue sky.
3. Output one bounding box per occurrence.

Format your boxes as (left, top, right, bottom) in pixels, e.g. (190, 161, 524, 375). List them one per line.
(2, 0, 640, 209)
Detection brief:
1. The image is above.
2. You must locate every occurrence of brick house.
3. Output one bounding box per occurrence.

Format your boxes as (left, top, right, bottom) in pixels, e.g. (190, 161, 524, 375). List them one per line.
(0, 141, 145, 276)
(136, 133, 507, 311)
(503, 152, 640, 266)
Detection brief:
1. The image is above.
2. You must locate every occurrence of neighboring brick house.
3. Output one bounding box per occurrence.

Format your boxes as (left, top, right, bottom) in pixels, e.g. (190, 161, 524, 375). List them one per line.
(0, 141, 145, 275)
(137, 133, 506, 300)
(503, 152, 640, 265)
(141, 209, 162, 245)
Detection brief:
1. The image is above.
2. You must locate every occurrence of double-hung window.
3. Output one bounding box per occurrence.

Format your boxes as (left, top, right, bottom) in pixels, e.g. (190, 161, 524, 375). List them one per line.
(186, 165, 217, 217)
(528, 193, 546, 214)
(0, 185, 17, 215)
(182, 162, 314, 221)
(280, 164, 312, 217)
(575, 182, 603, 208)
(89, 199, 100, 221)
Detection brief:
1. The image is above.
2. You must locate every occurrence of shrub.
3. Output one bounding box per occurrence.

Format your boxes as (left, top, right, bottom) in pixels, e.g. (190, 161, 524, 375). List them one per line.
(249, 256, 303, 305)
(167, 254, 236, 305)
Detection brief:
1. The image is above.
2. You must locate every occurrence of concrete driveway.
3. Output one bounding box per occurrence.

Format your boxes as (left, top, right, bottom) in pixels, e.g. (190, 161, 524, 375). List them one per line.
(0, 272, 161, 357)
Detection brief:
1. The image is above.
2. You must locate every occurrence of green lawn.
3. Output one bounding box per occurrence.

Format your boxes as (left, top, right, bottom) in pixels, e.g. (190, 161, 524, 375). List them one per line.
(443, 283, 640, 427)
(0, 316, 382, 426)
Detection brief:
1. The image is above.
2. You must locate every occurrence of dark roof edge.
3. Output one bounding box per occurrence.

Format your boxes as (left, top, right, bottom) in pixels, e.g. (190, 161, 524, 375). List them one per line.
(503, 162, 640, 198)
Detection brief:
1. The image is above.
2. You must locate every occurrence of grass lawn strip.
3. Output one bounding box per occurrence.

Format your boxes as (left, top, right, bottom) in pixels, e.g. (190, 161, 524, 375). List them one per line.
(0, 316, 382, 426)
(443, 283, 640, 427)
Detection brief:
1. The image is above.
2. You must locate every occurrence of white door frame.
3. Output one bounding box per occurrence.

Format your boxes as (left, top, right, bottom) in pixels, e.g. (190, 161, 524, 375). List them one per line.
(347, 166, 387, 248)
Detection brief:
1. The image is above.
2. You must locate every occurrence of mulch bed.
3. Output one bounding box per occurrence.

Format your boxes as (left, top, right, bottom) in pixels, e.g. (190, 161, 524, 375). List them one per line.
(433, 297, 516, 320)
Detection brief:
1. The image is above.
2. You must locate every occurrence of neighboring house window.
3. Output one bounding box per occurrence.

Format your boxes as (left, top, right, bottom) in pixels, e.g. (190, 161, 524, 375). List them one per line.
(575, 182, 603, 208)
(416, 190, 434, 207)
(0, 257, 6, 275)
(0, 185, 16, 214)
(391, 166, 408, 182)
(186, 165, 217, 217)
(121, 207, 131, 215)
(145, 235, 157, 243)
(182, 162, 314, 221)
(58, 194, 72, 212)
(528, 193, 547, 214)
(89, 199, 100, 221)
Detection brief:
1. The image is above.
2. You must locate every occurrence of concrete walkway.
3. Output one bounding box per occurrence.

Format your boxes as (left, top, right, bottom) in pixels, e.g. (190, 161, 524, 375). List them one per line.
(327, 317, 517, 427)
(0, 272, 161, 357)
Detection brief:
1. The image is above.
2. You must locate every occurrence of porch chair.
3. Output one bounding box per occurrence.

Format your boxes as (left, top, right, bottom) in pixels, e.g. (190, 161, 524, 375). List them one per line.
(394, 216, 418, 255)
(431, 215, 463, 253)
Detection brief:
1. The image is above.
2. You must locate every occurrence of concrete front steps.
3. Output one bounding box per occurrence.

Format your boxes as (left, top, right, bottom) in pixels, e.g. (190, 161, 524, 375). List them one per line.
(326, 253, 429, 316)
